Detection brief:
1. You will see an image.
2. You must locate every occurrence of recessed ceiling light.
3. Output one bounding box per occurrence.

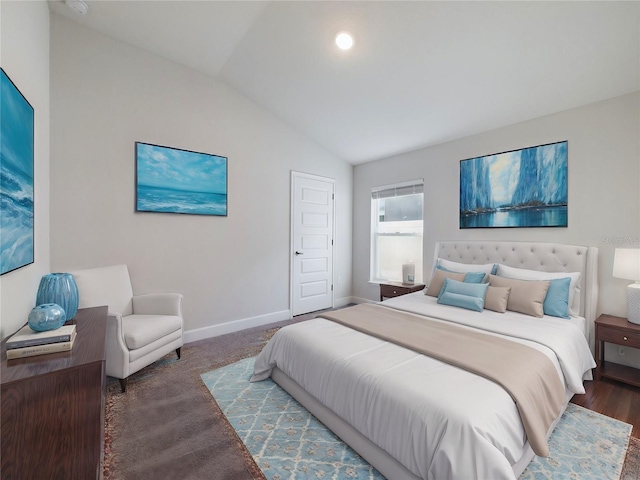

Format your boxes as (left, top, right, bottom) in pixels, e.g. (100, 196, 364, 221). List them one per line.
(65, 0, 89, 15)
(335, 32, 354, 50)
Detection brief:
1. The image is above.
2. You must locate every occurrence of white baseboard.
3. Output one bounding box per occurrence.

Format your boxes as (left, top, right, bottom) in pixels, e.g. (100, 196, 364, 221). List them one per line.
(334, 296, 355, 308)
(183, 298, 376, 345)
(184, 309, 291, 344)
(349, 296, 377, 304)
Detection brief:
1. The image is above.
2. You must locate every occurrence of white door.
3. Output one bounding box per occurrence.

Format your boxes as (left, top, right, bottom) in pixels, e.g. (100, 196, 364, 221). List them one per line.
(291, 172, 335, 316)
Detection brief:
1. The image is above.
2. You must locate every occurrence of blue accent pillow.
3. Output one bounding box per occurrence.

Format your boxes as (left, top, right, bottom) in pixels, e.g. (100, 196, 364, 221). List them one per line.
(437, 278, 489, 312)
(543, 277, 571, 318)
(462, 271, 486, 283)
(436, 265, 486, 283)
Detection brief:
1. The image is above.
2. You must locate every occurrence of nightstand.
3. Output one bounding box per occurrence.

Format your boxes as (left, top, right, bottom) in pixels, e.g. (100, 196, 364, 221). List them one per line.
(595, 314, 640, 387)
(379, 281, 425, 301)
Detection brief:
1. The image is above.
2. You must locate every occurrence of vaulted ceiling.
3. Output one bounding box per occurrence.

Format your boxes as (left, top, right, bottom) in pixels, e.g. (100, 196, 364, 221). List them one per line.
(48, 1, 640, 164)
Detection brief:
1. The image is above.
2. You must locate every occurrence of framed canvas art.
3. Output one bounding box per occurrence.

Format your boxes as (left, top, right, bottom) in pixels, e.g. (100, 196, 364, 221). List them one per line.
(135, 142, 228, 216)
(460, 141, 568, 229)
(0, 68, 35, 275)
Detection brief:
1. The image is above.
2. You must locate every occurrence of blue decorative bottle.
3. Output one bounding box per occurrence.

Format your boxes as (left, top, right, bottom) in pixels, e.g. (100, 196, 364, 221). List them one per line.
(36, 273, 79, 321)
(28, 304, 66, 332)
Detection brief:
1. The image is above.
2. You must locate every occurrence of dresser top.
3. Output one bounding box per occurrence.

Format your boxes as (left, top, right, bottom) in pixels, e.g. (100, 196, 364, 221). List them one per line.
(1, 306, 108, 385)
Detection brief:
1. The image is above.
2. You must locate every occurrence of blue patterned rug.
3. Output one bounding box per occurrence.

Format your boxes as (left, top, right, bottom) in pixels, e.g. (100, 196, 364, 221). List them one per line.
(201, 357, 632, 480)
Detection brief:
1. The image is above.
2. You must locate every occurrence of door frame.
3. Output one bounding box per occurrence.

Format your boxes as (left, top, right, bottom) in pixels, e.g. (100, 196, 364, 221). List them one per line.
(289, 171, 336, 317)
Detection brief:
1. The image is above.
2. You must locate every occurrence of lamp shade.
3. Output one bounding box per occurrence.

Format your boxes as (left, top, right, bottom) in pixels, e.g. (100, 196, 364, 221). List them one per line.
(612, 248, 640, 281)
(613, 248, 640, 324)
(402, 263, 415, 284)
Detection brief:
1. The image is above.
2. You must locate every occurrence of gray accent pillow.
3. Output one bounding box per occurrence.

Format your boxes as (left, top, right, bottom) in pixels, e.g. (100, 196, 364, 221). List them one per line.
(488, 275, 550, 317)
(425, 269, 466, 297)
(484, 286, 511, 313)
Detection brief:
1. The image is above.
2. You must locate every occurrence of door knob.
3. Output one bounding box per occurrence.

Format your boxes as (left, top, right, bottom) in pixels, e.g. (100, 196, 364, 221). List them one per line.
(295, 251, 304, 255)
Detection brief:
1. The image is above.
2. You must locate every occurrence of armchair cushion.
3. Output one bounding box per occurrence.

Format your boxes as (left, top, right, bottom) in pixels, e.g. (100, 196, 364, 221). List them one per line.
(132, 293, 183, 317)
(123, 314, 183, 350)
(72, 264, 134, 316)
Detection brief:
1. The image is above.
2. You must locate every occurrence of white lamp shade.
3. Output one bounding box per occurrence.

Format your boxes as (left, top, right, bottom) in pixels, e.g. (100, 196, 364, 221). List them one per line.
(613, 248, 640, 324)
(612, 248, 640, 281)
(402, 263, 415, 284)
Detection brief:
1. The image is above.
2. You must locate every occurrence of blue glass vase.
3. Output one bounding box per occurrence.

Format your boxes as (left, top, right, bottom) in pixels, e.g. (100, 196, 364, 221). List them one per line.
(36, 273, 79, 321)
(28, 303, 66, 332)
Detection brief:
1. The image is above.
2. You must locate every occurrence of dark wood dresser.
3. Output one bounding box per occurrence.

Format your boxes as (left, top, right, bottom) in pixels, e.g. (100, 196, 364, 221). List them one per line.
(1, 306, 108, 479)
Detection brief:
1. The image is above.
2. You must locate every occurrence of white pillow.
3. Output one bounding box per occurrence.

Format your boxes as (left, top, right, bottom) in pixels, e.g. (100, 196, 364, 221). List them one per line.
(437, 258, 496, 274)
(495, 264, 581, 316)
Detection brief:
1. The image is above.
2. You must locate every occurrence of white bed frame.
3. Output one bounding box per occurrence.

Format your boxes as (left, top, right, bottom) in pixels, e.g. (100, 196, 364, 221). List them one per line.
(272, 240, 599, 480)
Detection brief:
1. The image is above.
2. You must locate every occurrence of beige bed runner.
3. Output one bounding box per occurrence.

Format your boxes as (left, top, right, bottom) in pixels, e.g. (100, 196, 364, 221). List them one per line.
(318, 303, 566, 457)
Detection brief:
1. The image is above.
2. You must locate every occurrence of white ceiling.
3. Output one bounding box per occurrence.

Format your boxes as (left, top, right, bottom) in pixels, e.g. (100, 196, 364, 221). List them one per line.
(48, 1, 640, 165)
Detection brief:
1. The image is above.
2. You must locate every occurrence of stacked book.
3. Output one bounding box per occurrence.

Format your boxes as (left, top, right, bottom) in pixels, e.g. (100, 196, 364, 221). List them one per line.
(5, 324, 77, 359)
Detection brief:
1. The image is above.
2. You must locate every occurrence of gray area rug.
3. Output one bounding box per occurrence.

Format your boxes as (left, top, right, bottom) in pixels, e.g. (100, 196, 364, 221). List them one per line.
(103, 325, 280, 480)
(105, 316, 640, 479)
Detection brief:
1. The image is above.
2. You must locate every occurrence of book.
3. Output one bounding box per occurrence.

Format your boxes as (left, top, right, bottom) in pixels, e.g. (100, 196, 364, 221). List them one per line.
(6, 324, 76, 350)
(6, 330, 77, 359)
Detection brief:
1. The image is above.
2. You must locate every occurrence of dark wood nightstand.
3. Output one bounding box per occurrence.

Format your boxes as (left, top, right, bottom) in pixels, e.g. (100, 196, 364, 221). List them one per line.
(379, 281, 425, 301)
(595, 314, 640, 387)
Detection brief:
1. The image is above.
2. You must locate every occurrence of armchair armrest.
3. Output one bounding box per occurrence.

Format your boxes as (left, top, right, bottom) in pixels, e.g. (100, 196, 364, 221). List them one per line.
(105, 311, 129, 379)
(106, 311, 126, 342)
(132, 293, 183, 317)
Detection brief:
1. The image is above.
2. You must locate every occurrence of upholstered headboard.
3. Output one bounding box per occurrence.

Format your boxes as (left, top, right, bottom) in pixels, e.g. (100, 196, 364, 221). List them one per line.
(433, 241, 599, 345)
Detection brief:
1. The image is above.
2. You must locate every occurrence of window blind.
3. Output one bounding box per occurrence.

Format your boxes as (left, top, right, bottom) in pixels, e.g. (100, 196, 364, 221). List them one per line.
(372, 180, 423, 199)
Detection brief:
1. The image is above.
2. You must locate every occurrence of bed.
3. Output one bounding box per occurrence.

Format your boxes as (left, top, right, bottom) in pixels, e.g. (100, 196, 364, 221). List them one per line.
(251, 241, 599, 480)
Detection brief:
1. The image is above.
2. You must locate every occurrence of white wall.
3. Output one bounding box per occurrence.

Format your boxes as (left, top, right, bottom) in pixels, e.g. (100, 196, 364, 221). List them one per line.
(353, 93, 640, 366)
(0, 1, 50, 340)
(49, 15, 353, 340)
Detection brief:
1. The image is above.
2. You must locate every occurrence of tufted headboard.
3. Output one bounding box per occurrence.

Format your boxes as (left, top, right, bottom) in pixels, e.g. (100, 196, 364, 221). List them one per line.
(433, 241, 599, 345)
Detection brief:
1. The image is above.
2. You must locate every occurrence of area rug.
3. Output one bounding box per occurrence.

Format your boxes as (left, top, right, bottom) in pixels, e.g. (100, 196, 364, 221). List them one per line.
(201, 357, 633, 480)
(622, 436, 640, 480)
(102, 327, 284, 480)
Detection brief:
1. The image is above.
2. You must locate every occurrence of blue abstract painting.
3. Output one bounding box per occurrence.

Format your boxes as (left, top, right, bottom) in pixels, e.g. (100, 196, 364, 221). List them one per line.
(1, 69, 34, 275)
(136, 142, 227, 216)
(460, 141, 568, 228)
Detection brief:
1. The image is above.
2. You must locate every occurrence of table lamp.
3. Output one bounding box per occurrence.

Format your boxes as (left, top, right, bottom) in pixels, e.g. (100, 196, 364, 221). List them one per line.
(612, 248, 640, 324)
(402, 263, 415, 284)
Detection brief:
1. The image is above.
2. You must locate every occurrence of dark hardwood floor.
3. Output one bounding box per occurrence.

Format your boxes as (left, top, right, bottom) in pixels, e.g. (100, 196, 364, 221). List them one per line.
(571, 377, 640, 438)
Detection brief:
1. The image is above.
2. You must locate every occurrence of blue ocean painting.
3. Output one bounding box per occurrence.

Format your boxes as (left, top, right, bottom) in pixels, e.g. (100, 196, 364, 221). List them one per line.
(460, 141, 567, 228)
(0, 69, 34, 275)
(136, 142, 227, 216)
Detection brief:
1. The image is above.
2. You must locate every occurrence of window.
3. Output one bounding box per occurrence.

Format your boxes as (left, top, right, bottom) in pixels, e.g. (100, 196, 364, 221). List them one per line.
(370, 180, 424, 284)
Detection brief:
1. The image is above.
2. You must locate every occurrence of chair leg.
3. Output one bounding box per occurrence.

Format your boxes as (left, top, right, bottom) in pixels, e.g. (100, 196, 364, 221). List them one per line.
(176, 347, 181, 359)
(119, 378, 127, 393)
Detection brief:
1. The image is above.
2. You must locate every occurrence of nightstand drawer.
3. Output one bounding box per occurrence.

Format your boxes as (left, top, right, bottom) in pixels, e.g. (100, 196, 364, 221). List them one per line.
(379, 282, 425, 301)
(598, 327, 640, 349)
(380, 284, 408, 298)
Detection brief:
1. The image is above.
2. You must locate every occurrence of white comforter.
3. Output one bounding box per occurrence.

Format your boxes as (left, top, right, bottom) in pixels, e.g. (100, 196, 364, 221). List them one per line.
(252, 294, 596, 480)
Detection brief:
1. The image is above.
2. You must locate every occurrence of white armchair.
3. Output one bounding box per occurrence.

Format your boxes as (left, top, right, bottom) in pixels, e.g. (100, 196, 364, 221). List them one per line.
(70, 264, 183, 393)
